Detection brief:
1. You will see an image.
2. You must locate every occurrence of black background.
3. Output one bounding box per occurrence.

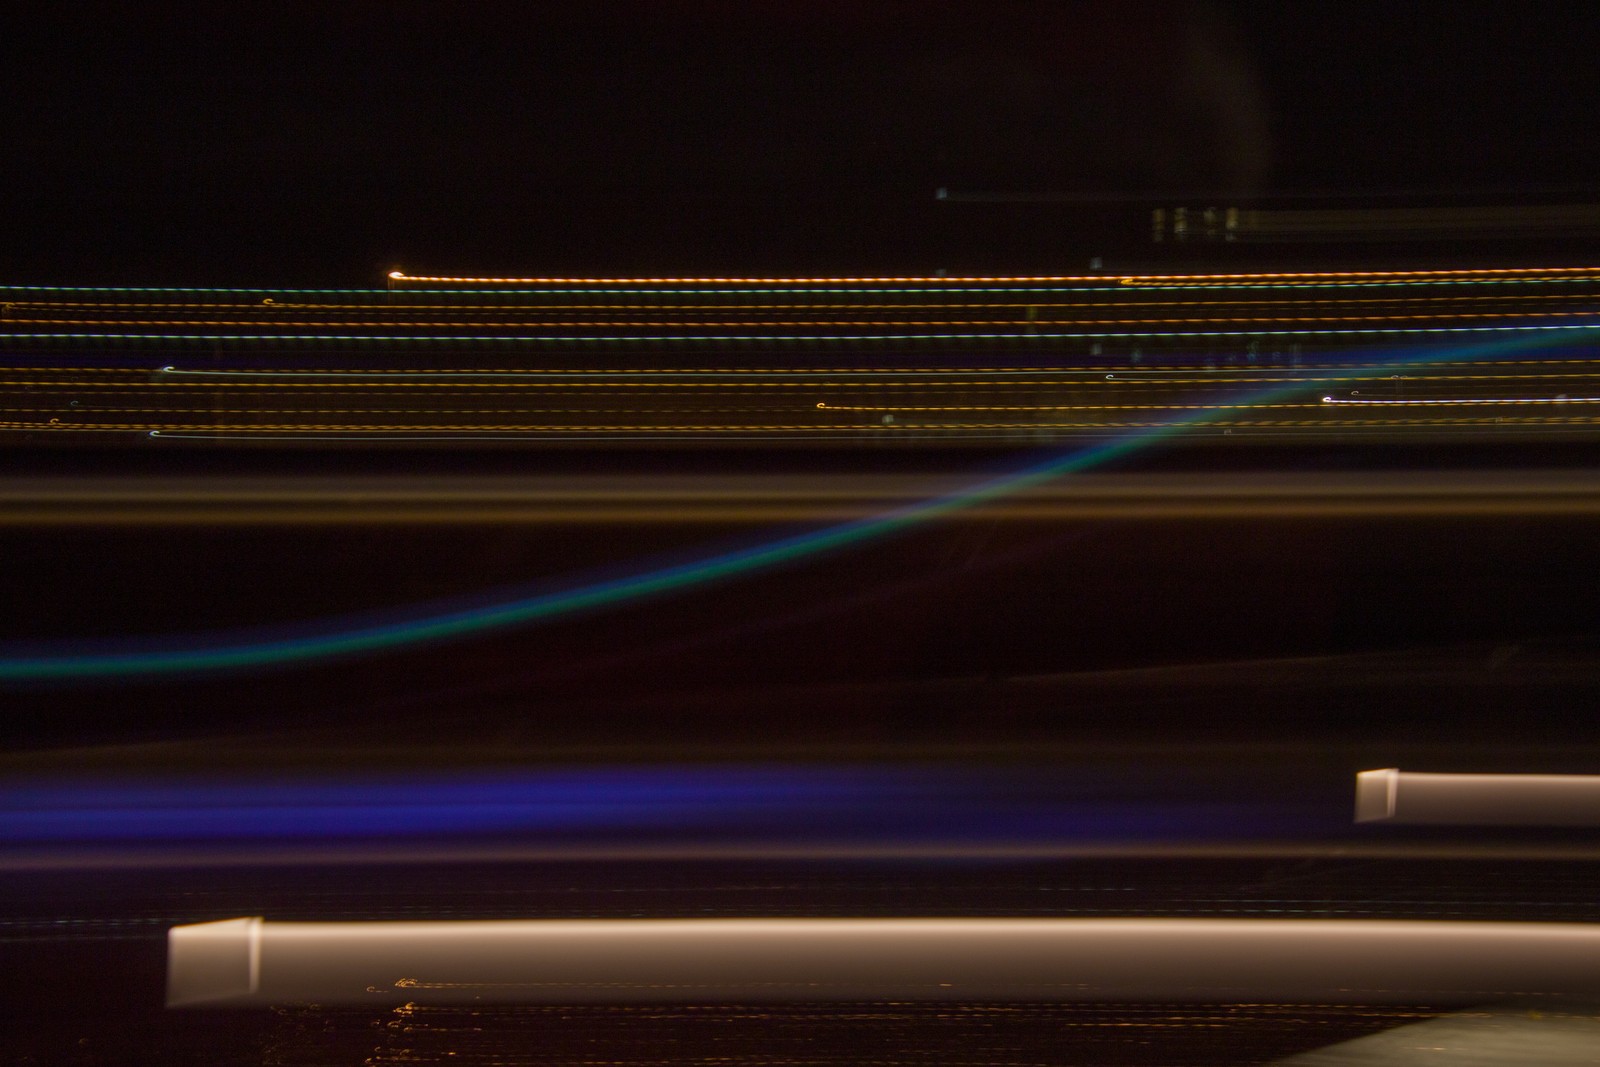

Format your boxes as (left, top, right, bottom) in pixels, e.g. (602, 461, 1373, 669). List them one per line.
(6, 1, 1600, 285)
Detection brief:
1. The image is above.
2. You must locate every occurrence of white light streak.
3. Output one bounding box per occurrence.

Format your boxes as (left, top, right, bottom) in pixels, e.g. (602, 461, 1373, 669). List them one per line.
(169, 916, 1600, 1007)
(1357, 768, 1600, 825)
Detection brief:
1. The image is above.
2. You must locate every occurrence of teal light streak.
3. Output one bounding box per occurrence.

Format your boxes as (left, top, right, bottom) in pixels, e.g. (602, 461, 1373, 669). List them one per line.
(1, 325, 1597, 683)
(0, 432, 1147, 681)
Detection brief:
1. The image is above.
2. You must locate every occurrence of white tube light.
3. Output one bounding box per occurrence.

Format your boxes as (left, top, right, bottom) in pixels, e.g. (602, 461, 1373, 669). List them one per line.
(1357, 768, 1600, 825)
(169, 917, 1600, 1007)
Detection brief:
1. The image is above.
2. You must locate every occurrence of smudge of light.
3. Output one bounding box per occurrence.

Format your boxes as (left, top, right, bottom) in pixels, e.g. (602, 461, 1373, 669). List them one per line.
(1, 324, 1596, 682)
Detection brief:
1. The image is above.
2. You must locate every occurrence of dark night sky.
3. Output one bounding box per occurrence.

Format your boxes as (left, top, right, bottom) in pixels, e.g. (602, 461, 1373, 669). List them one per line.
(5, 1, 1600, 285)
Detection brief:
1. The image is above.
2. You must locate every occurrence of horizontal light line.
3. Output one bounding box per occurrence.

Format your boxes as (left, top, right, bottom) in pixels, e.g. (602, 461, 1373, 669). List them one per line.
(16, 290, 1600, 311)
(15, 273, 1600, 297)
(1323, 395, 1600, 405)
(7, 470, 1600, 524)
(6, 323, 1600, 342)
(388, 266, 1600, 284)
(18, 310, 1600, 328)
(14, 415, 1600, 435)
(10, 837, 1600, 873)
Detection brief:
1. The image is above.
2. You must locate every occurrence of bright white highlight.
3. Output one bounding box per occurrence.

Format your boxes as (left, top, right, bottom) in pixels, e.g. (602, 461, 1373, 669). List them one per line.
(169, 917, 1600, 1007)
(167, 917, 261, 1006)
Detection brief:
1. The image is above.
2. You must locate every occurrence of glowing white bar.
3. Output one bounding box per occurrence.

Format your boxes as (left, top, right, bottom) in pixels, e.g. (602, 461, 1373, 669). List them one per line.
(168, 917, 1600, 1007)
(1356, 768, 1600, 825)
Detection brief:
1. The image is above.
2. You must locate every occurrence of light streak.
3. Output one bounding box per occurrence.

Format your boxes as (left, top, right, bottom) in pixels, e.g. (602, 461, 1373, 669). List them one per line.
(9, 357, 1600, 373)
(0, 764, 1299, 862)
(7, 469, 1600, 525)
(169, 916, 1600, 1007)
(1356, 769, 1600, 825)
(388, 270, 1115, 284)
(0, 766, 913, 843)
(16, 310, 1600, 328)
(817, 402, 1325, 411)
(21, 290, 1600, 311)
(15, 266, 1600, 299)
(22, 837, 1600, 872)
(386, 266, 1600, 285)
(6, 416, 1596, 436)
(7, 322, 1600, 342)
